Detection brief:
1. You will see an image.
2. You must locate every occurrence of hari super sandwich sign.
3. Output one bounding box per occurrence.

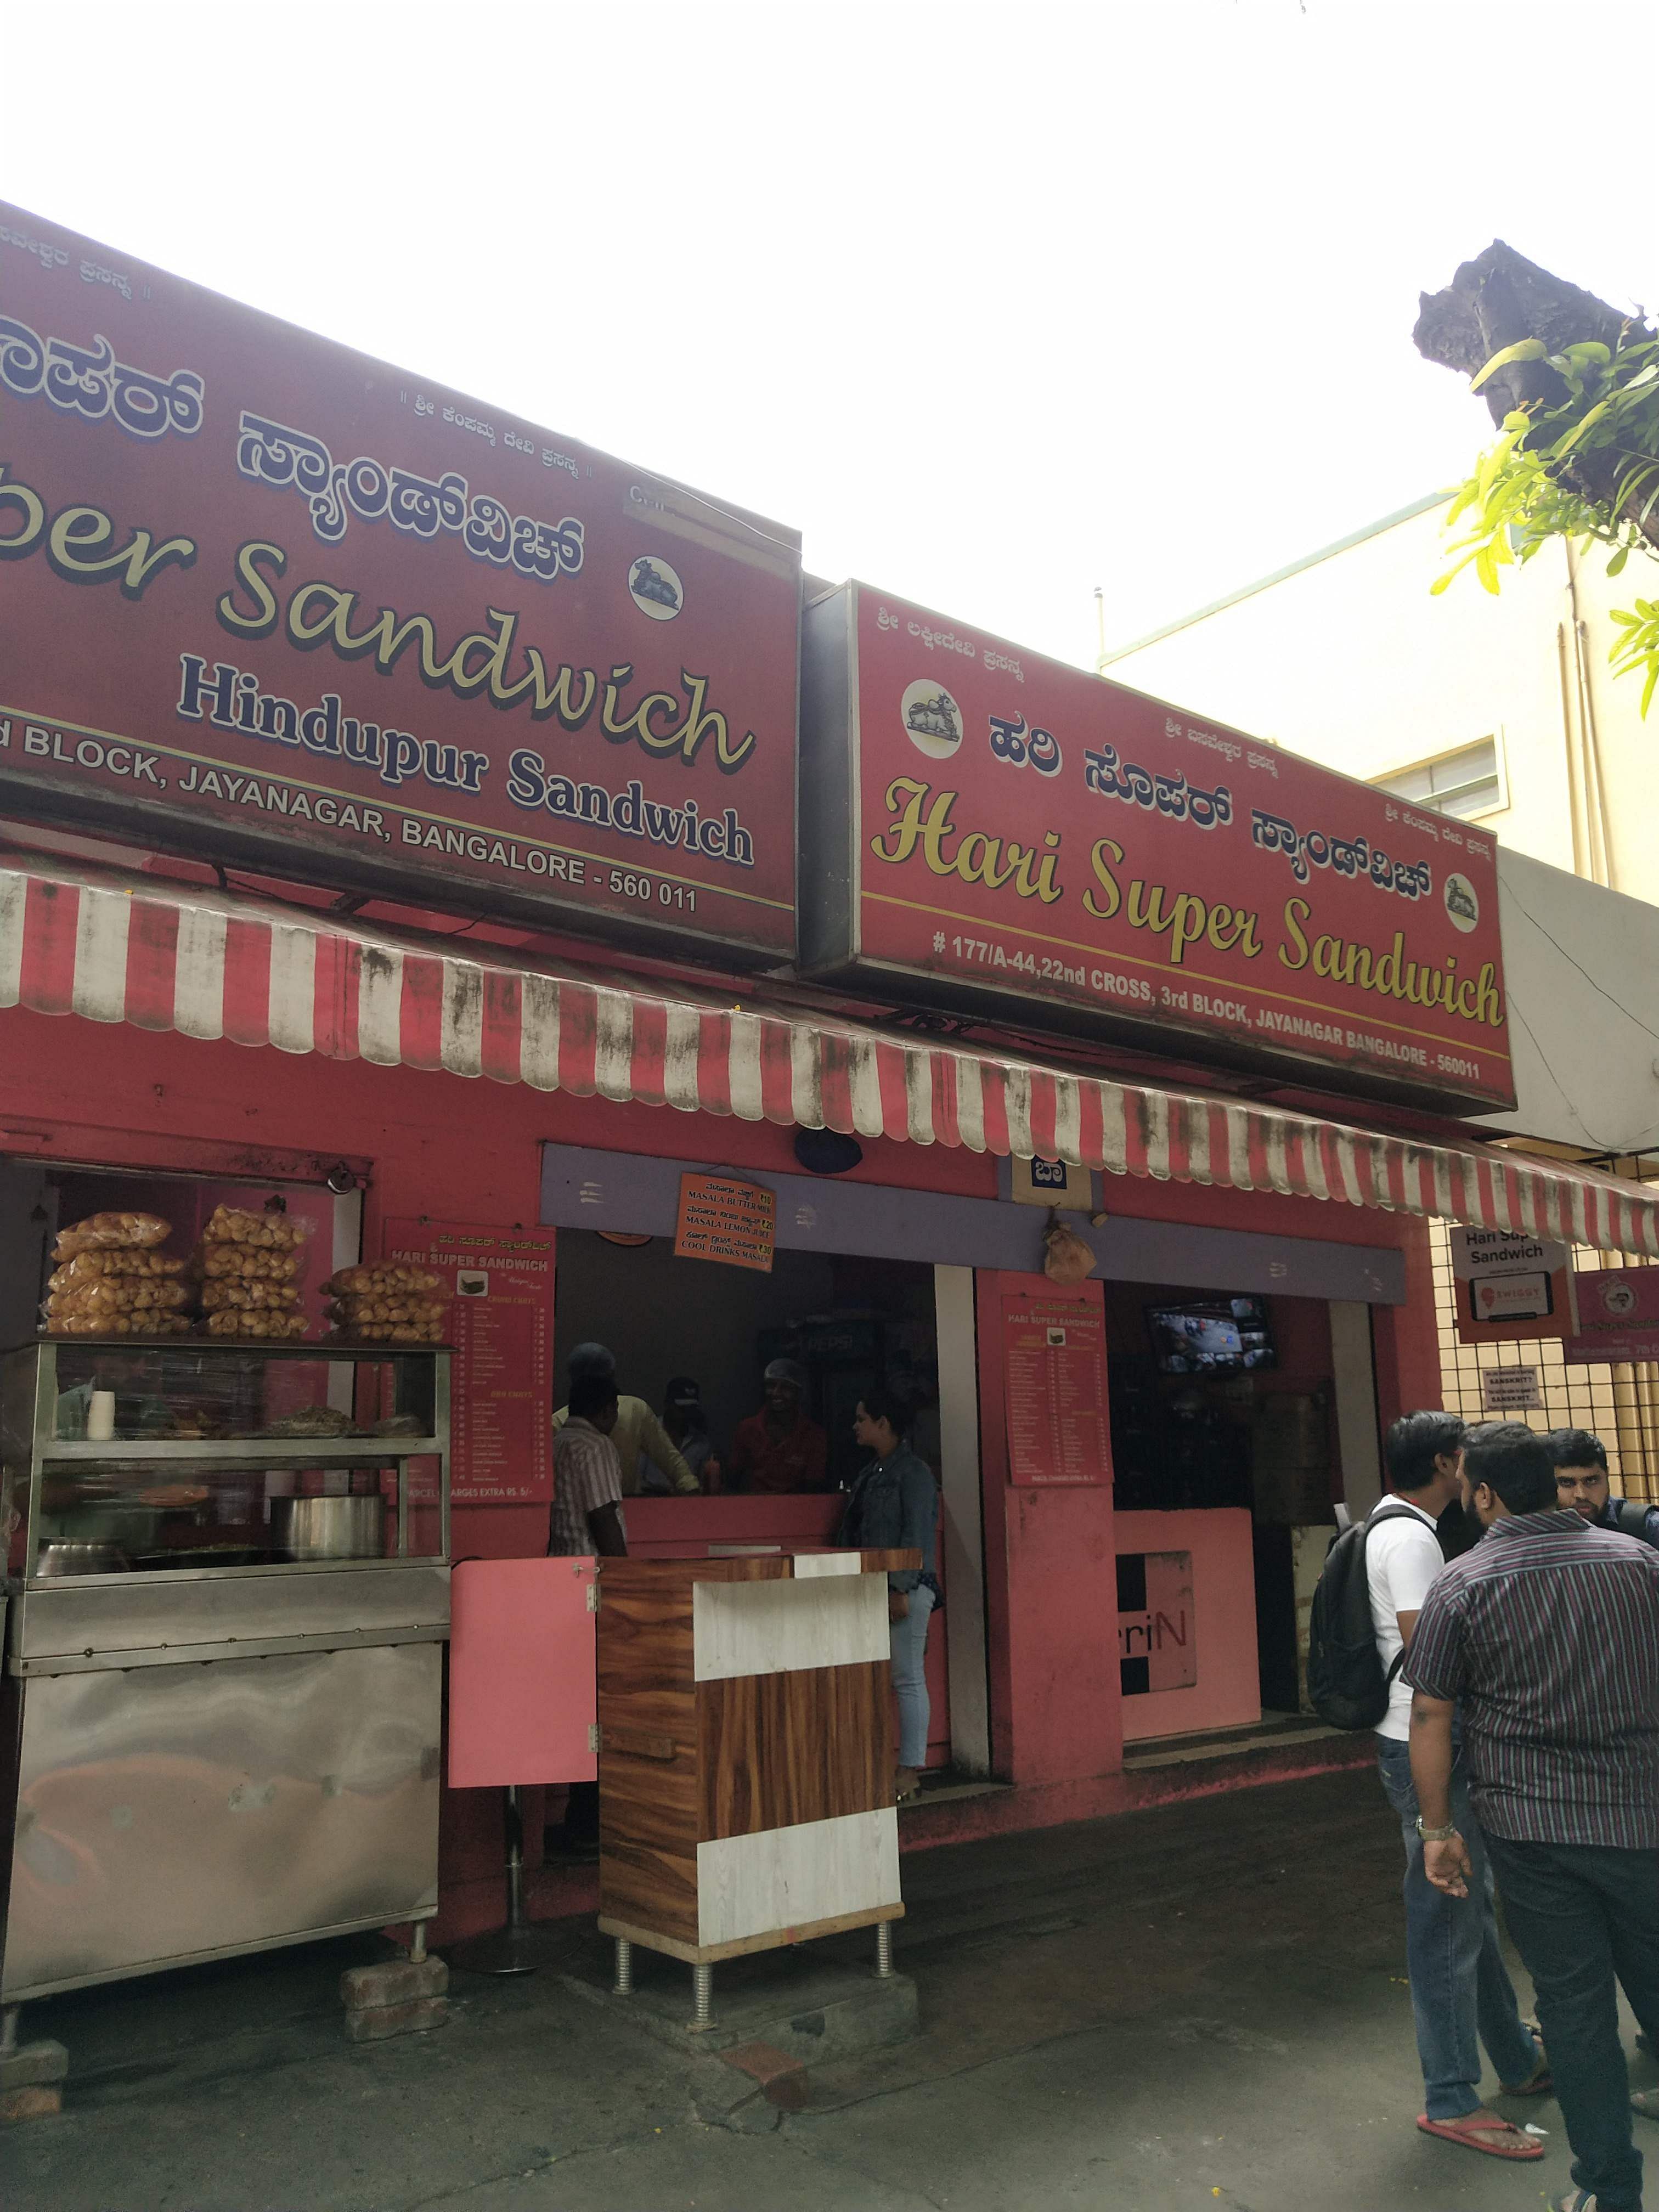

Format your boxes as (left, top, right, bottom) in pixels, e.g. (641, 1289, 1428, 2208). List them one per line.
(800, 583, 1513, 1109)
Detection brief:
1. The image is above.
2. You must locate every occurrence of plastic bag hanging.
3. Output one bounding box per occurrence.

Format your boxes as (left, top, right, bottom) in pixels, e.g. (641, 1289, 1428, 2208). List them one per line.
(1042, 1208, 1095, 1286)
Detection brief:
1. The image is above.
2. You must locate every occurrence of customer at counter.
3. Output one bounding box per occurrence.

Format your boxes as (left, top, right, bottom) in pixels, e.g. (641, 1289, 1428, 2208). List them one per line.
(843, 1381, 940, 1804)
(552, 1341, 700, 1496)
(727, 1358, 830, 1493)
(547, 1373, 627, 1863)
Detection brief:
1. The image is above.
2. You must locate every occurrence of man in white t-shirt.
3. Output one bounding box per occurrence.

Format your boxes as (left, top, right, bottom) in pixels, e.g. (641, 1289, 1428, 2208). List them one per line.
(1370, 1410, 1549, 2160)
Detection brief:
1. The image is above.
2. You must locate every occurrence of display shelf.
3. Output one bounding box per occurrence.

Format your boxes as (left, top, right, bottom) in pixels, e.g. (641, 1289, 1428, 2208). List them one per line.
(39, 1437, 444, 1465)
(2, 1337, 452, 1584)
(17, 1336, 456, 1357)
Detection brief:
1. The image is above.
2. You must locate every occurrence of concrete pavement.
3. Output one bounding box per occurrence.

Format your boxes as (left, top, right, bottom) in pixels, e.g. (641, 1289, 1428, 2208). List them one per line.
(5, 1764, 1647, 2211)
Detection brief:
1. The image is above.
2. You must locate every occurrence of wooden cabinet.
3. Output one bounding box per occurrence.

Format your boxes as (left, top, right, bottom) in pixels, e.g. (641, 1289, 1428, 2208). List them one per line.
(596, 1548, 917, 1971)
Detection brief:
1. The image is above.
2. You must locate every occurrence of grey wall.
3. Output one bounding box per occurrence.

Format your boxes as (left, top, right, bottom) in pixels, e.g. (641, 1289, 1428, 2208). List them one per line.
(541, 1146, 1406, 1306)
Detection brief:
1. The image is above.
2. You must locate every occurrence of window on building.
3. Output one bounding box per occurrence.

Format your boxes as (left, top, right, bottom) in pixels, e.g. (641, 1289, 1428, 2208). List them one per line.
(1375, 737, 1503, 820)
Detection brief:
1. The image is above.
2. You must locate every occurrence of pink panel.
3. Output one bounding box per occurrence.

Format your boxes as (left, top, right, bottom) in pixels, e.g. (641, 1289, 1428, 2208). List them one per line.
(448, 1557, 597, 1789)
(1113, 1509, 1260, 1742)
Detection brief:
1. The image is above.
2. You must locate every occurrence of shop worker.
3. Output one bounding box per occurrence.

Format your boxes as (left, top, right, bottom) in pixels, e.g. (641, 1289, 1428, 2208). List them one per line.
(546, 1372, 626, 1861)
(661, 1375, 718, 1489)
(727, 1358, 830, 1494)
(552, 1341, 699, 1496)
(843, 1381, 940, 1805)
(1549, 1426, 1659, 1546)
(1367, 1410, 1548, 2164)
(1408, 1421, 1659, 2212)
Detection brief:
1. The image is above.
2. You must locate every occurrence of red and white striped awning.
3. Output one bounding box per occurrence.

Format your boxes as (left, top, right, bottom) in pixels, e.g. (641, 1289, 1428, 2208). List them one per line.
(3, 855, 1655, 1257)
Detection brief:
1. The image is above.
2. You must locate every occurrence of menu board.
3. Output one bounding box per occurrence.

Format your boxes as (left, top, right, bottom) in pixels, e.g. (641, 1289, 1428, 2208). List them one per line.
(1002, 1294, 1111, 1486)
(382, 1219, 556, 1503)
(673, 1173, 776, 1273)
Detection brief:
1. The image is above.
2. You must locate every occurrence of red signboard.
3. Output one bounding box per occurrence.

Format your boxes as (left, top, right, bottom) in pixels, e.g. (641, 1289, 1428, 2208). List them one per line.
(802, 584, 1513, 1108)
(1002, 1294, 1111, 1485)
(382, 1220, 556, 1504)
(0, 202, 799, 962)
(1564, 1265, 1659, 1368)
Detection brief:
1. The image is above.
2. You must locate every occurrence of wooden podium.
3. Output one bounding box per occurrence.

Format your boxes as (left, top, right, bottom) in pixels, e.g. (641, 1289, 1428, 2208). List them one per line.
(595, 1547, 919, 2021)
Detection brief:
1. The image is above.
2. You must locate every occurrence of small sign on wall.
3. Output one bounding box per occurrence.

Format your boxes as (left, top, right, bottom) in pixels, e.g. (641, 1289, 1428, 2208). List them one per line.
(1565, 1266, 1659, 1366)
(674, 1173, 776, 1272)
(1451, 1227, 1572, 1344)
(1481, 1366, 1543, 1413)
(1118, 1551, 1196, 1694)
(1010, 1155, 1093, 1209)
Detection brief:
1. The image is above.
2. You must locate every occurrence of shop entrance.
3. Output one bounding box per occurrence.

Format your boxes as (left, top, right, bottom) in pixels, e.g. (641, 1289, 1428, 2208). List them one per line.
(1103, 1276, 1344, 1736)
(551, 1229, 952, 1770)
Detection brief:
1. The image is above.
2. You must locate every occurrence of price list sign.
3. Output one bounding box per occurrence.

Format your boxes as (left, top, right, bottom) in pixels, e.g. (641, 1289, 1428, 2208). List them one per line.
(1002, 1295, 1111, 1487)
(383, 1221, 557, 1504)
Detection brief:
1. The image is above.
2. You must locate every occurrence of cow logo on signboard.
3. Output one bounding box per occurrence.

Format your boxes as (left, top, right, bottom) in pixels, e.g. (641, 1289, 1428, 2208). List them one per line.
(1443, 872, 1481, 933)
(1600, 1279, 1639, 1317)
(900, 680, 963, 759)
(627, 556, 683, 619)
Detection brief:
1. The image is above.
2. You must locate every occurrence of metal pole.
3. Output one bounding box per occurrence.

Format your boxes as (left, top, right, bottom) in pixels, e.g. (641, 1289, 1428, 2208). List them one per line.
(504, 1784, 525, 1929)
(690, 1961, 715, 2030)
(410, 1921, 427, 1965)
(0, 2004, 18, 2056)
(612, 1937, 634, 1996)
(874, 1920, 894, 1978)
(445, 1784, 564, 1977)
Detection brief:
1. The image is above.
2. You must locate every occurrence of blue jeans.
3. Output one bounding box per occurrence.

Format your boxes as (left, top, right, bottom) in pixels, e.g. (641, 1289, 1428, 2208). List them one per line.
(1376, 1737, 1540, 2119)
(891, 1584, 935, 1770)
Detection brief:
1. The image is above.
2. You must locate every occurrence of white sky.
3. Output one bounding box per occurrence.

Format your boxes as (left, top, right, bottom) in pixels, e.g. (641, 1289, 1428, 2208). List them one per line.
(2, 0, 1652, 672)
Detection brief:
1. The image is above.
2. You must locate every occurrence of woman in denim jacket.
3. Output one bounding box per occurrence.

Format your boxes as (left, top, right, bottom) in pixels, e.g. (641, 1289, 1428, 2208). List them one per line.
(842, 1380, 940, 1804)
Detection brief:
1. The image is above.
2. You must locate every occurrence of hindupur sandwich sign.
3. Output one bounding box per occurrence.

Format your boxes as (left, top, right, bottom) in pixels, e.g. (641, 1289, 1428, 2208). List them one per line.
(0, 201, 801, 964)
(799, 583, 1514, 1111)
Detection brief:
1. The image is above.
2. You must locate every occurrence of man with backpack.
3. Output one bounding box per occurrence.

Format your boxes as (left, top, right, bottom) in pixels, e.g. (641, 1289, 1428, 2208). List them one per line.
(1311, 1409, 1548, 2159)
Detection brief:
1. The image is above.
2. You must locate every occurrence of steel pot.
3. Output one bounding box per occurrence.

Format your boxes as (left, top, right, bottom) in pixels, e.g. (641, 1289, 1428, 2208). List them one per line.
(269, 1494, 386, 1561)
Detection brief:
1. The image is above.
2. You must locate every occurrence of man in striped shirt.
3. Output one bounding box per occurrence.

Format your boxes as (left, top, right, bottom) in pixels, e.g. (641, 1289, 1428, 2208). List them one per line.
(546, 1374, 627, 1862)
(1406, 1421, 1659, 2212)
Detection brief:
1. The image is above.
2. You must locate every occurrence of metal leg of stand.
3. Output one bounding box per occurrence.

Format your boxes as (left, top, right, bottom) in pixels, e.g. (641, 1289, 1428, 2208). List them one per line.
(612, 1937, 634, 1996)
(0, 2004, 19, 2056)
(690, 1961, 715, 2030)
(874, 1920, 895, 1978)
(410, 1921, 427, 1964)
(446, 1785, 566, 1977)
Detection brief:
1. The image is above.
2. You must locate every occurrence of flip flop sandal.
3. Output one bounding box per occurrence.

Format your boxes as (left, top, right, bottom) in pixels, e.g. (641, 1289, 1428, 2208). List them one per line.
(1417, 2112, 1545, 2160)
(1502, 2057, 1554, 2096)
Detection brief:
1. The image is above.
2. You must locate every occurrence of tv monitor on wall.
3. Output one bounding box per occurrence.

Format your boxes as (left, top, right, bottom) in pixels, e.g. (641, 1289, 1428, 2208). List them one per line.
(1145, 1296, 1277, 1375)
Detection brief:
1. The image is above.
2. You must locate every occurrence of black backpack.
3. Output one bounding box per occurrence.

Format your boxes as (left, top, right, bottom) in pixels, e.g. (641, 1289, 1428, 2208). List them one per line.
(1306, 1501, 1429, 1731)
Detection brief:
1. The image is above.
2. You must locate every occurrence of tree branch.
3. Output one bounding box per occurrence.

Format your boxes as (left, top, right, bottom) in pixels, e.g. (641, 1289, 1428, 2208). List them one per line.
(1415, 240, 1658, 555)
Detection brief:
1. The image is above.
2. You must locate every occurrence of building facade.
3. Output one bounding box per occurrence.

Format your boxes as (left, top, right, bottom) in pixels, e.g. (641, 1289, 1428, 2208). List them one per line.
(1105, 497, 1659, 1482)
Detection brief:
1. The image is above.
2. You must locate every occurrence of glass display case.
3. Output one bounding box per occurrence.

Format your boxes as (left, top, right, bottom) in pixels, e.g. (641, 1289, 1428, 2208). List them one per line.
(3, 1338, 449, 1579)
(1, 1337, 452, 2009)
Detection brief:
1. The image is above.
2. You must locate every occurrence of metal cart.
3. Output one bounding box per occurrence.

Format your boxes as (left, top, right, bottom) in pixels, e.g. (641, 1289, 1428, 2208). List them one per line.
(0, 1336, 450, 2017)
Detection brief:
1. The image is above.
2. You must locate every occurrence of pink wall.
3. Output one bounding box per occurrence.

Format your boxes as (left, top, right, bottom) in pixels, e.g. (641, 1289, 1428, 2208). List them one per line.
(1113, 1508, 1260, 1742)
(0, 1000, 1442, 1921)
(975, 1272, 1124, 1788)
